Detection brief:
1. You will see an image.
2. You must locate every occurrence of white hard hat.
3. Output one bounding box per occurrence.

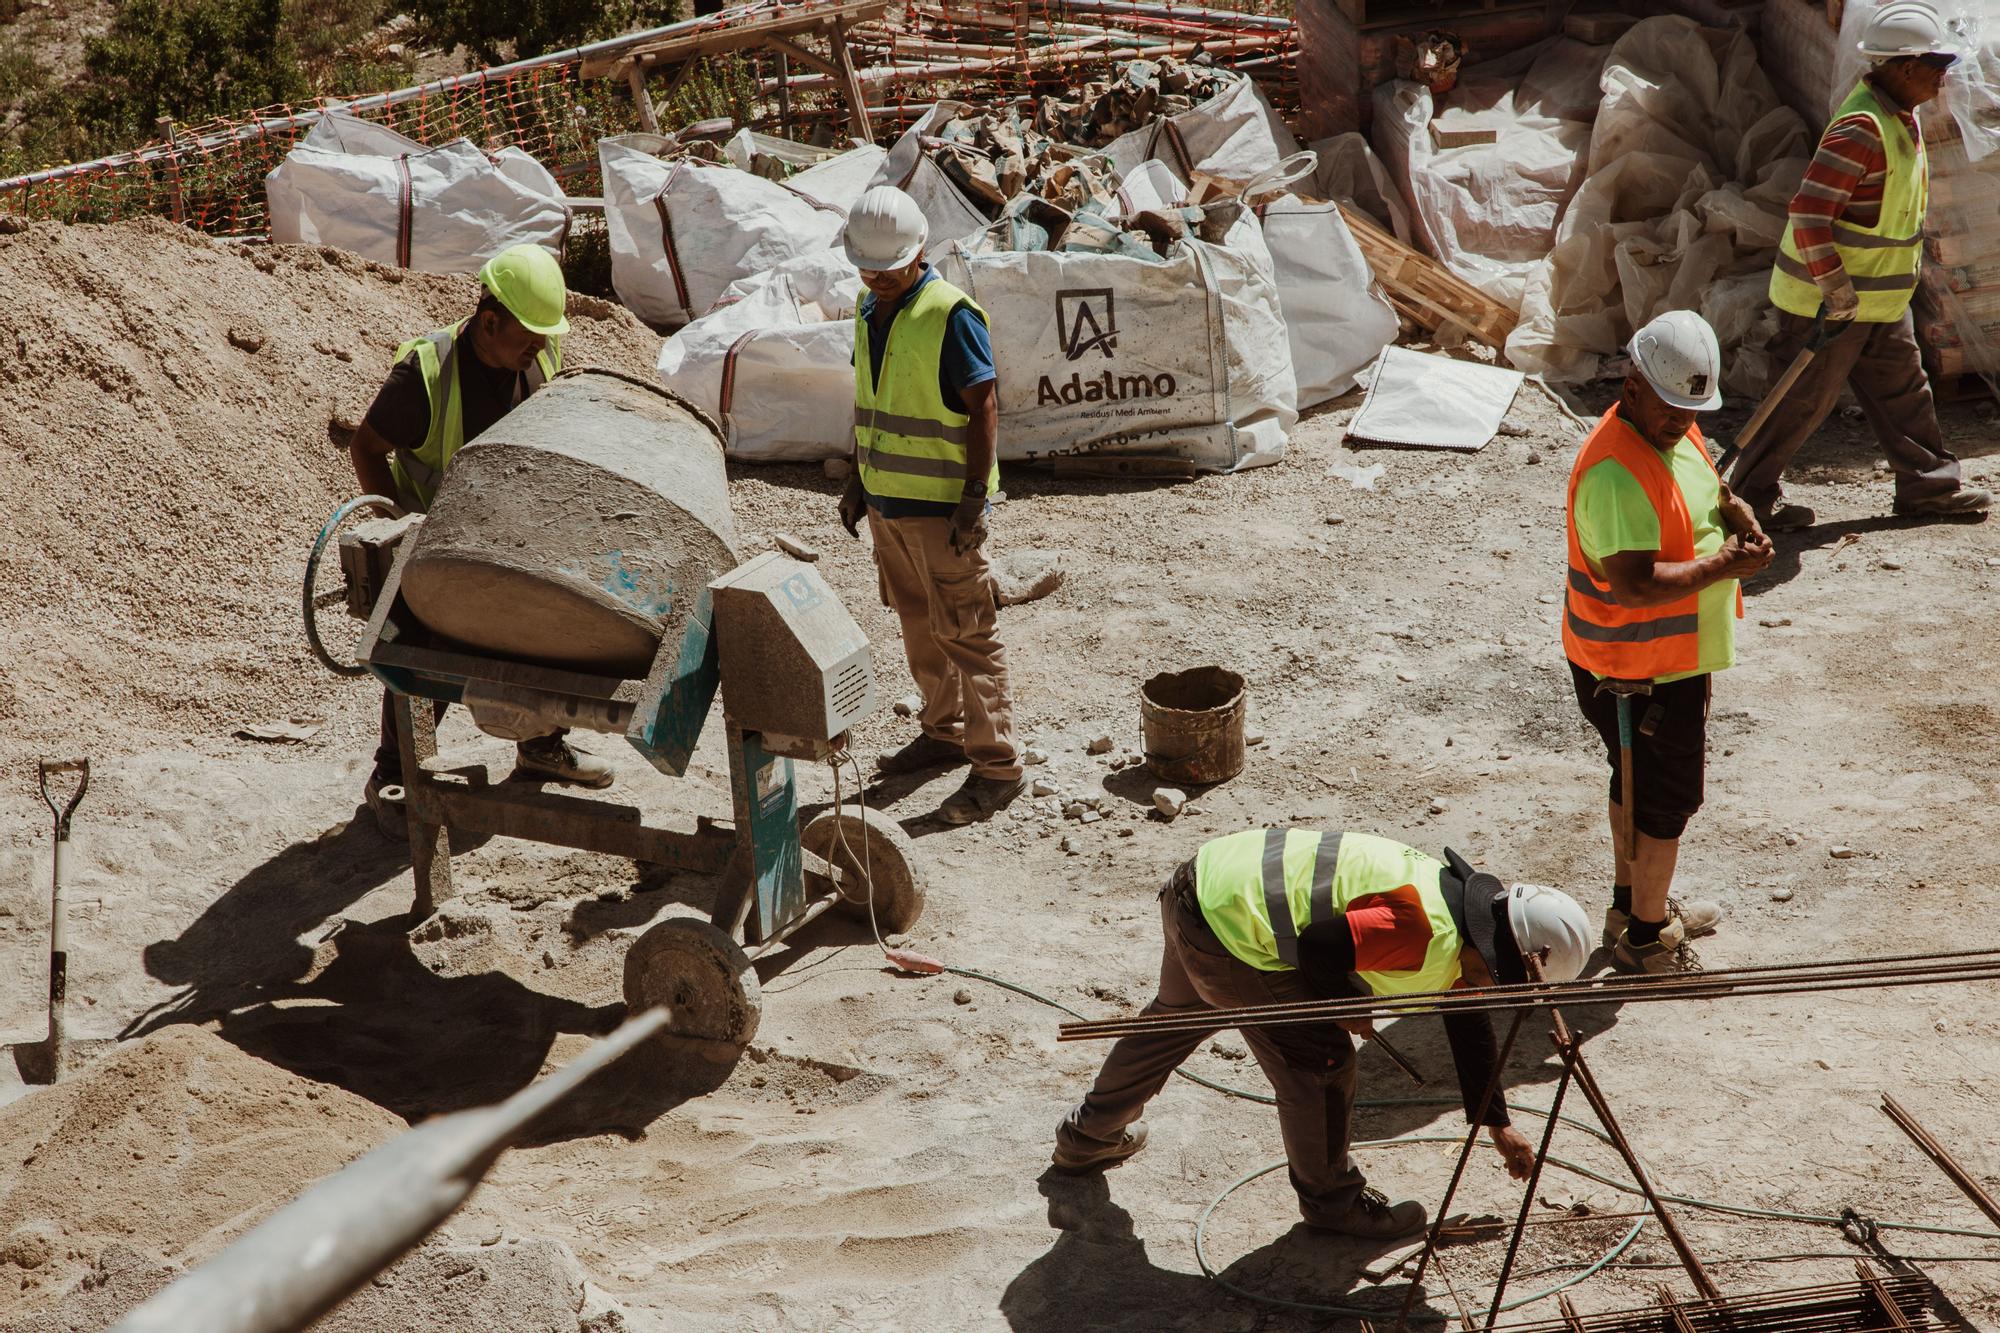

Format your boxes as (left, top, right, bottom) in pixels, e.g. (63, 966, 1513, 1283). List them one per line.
(1628, 309, 1724, 411)
(1505, 884, 1593, 984)
(843, 186, 928, 272)
(1858, 1, 1957, 60)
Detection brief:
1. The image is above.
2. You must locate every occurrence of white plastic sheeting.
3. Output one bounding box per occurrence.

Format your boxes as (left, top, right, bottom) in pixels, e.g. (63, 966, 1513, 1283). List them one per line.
(934, 212, 1295, 472)
(1344, 346, 1524, 451)
(265, 111, 570, 272)
(600, 134, 886, 330)
(1370, 39, 1606, 310)
(1504, 17, 1809, 393)
(656, 251, 861, 459)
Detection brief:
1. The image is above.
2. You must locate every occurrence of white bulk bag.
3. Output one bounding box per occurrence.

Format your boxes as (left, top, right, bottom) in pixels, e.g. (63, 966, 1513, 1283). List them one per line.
(934, 216, 1295, 472)
(600, 135, 851, 330)
(1251, 193, 1397, 407)
(1101, 74, 1300, 190)
(867, 102, 995, 246)
(265, 111, 570, 272)
(657, 251, 861, 460)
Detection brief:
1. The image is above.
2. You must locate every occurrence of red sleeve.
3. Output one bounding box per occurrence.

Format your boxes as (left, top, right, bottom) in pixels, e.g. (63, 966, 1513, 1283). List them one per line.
(1345, 885, 1436, 973)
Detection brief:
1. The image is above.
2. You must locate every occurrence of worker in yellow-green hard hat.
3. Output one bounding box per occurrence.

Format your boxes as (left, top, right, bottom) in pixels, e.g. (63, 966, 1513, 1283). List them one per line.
(346, 242, 607, 831)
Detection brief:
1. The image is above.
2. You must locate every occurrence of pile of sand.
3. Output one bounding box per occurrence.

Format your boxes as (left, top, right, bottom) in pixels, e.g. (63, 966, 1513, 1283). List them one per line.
(0, 218, 663, 772)
(0, 1024, 402, 1310)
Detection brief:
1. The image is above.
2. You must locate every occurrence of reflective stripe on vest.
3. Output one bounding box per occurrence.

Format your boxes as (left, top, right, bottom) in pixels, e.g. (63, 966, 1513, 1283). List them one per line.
(388, 321, 561, 511)
(1561, 410, 1715, 681)
(1195, 828, 1464, 996)
(1770, 80, 1928, 323)
(853, 276, 999, 505)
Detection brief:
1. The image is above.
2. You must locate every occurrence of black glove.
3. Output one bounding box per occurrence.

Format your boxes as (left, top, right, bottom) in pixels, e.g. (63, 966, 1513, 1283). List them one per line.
(948, 492, 988, 555)
(838, 474, 867, 538)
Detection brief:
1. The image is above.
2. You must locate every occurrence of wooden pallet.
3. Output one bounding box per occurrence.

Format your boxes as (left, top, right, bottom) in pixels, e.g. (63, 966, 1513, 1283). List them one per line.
(1335, 202, 1517, 349)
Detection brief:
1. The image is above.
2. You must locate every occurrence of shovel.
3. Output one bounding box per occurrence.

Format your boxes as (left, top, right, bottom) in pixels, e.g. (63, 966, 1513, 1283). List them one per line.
(34, 759, 89, 1083)
(1715, 311, 1833, 476)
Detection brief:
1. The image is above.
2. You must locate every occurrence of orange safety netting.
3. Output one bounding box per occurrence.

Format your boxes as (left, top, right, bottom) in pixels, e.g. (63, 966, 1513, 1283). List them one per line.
(0, 0, 1295, 240)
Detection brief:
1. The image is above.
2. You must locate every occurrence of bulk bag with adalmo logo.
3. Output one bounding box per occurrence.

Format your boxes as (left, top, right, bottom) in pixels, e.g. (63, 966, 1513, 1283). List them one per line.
(933, 215, 1294, 472)
(266, 111, 571, 272)
(600, 135, 884, 330)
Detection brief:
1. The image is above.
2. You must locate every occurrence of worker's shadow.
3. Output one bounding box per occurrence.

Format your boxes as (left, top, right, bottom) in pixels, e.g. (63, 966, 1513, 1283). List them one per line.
(1001, 1170, 1455, 1331)
(1745, 511, 1978, 595)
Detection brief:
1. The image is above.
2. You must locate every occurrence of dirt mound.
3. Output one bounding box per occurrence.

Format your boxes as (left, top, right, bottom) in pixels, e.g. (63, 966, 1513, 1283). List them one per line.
(0, 1023, 402, 1313)
(0, 217, 662, 774)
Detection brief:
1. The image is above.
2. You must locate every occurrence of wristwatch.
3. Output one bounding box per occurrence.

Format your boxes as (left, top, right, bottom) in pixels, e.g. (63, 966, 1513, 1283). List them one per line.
(962, 480, 989, 498)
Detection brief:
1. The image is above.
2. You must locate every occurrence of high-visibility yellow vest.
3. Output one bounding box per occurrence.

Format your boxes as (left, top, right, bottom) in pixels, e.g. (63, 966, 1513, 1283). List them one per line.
(1195, 828, 1464, 997)
(853, 277, 999, 505)
(388, 320, 561, 511)
(1770, 80, 1927, 323)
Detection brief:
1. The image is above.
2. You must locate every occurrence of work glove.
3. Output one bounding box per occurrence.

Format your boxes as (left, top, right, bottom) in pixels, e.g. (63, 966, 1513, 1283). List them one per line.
(948, 493, 989, 555)
(838, 474, 867, 538)
(1820, 282, 1859, 322)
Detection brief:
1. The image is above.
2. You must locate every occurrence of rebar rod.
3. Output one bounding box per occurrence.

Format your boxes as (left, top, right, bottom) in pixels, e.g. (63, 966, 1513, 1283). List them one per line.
(1881, 1093, 2000, 1231)
(1483, 1059, 1575, 1329)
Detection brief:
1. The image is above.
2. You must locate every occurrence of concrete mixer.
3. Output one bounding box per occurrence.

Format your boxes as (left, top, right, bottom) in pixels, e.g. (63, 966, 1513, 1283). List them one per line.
(304, 368, 924, 1059)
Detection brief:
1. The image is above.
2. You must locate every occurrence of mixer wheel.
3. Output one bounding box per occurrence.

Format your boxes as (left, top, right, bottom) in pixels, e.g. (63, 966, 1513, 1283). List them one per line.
(622, 917, 762, 1062)
(801, 809, 927, 936)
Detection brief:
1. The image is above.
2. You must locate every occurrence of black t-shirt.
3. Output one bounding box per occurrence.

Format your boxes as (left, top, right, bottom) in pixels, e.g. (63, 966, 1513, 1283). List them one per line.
(362, 332, 535, 452)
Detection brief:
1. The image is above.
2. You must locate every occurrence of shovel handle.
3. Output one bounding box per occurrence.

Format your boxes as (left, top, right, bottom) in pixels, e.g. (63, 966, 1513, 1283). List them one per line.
(1719, 312, 1834, 474)
(38, 759, 90, 838)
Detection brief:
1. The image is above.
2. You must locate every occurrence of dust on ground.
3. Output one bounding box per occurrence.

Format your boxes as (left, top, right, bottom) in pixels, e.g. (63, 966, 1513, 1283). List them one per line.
(3, 218, 2000, 1329)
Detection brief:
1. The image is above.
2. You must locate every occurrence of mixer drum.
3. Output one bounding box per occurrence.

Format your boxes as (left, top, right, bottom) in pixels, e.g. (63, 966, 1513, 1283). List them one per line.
(398, 369, 737, 677)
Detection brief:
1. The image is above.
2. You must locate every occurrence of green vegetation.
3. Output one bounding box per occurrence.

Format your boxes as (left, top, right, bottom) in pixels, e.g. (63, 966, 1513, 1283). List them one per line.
(404, 0, 677, 65)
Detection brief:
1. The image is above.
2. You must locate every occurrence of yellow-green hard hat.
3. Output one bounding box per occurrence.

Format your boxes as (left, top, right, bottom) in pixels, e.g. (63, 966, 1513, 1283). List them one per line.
(478, 243, 570, 337)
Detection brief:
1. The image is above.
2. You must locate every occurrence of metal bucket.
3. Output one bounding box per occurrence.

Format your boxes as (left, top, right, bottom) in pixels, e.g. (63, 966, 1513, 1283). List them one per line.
(1141, 666, 1246, 785)
(398, 369, 736, 678)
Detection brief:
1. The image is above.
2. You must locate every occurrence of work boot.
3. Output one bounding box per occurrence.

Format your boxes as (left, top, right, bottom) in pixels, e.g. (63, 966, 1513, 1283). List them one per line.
(364, 772, 408, 843)
(1602, 896, 1722, 949)
(874, 734, 966, 776)
(1306, 1187, 1429, 1241)
(1612, 917, 1701, 976)
(1755, 500, 1815, 532)
(1893, 486, 1992, 519)
(1051, 1120, 1148, 1174)
(938, 773, 1023, 825)
(514, 735, 614, 789)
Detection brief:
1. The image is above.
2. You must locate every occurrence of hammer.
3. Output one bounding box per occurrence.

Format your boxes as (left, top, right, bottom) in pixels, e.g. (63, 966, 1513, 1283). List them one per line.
(1593, 679, 1652, 863)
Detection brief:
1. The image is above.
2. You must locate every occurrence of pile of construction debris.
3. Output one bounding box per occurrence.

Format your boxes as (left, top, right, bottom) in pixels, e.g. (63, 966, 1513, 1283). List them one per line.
(1033, 54, 1234, 144)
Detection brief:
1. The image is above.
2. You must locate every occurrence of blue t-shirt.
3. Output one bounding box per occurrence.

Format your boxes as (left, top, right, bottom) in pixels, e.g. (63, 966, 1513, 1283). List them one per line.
(856, 266, 996, 518)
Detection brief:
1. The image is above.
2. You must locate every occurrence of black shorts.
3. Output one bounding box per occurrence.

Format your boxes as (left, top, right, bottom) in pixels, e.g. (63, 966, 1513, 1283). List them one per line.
(1569, 663, 1710, 842)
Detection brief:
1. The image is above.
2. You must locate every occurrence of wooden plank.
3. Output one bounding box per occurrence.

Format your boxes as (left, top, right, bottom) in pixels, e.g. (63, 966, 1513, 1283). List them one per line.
(1335, 201, 1517, 349)
(765, 32, 845, 80)
(626, 63, 660, 134)
(580, 0, 889, 78)
(828, 18, 876, 144)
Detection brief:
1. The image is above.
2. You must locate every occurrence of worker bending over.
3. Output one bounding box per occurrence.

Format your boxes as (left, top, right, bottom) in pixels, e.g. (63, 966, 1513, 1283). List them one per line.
(1564, 311, 1768, 975)
(1732, 0, 1989, 528)
(1053, 828, 1591, 1240)
(347, 244, 610, 832)
(836, 186, 1023, 825)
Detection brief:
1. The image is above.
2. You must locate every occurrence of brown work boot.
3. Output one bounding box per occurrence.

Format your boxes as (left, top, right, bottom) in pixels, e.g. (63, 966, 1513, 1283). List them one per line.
(1052, 1120, 1148, 1174)
(514, 735, 614, 789)
(1306, 1187, 1429, 1241)
(1612, 917, 1701, 975)
(1755, 500, 1815, 532)
(875, 734, 966, 776)
(1894, 486, 1992, 519)
(938, 773, 1024, 825)
(1602, 896, 1722, 949)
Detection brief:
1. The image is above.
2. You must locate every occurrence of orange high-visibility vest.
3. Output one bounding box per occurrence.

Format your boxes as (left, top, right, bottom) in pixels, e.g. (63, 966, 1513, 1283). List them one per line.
(1561, 409, 1731, 680)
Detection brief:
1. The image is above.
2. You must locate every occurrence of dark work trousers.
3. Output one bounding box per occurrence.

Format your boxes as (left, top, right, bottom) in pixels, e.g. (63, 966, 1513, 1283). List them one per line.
(1057, 868, 1364, 1228)
(1729, 308, 1962, 510)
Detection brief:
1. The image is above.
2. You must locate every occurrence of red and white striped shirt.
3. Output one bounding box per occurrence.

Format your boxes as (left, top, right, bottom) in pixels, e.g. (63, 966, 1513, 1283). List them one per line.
(1788, 77, 1924, 289)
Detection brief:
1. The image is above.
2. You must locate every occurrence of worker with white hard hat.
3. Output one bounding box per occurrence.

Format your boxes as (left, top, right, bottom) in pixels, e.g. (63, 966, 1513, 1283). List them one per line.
(347, 243, 609, 834)
(1561, 309, 1769, 976)
(1735, 0, 1990, 527)
(836, 185, 1024, 825)
(1053, 829, 1590, 1240)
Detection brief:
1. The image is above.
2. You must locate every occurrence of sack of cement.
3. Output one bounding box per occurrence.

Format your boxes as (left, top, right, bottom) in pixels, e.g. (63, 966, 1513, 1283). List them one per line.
(599, 134, 884, 330)
(934, 210, 1295, 472)
(656, 251, 860, 461)
(265, 111, 571, 273)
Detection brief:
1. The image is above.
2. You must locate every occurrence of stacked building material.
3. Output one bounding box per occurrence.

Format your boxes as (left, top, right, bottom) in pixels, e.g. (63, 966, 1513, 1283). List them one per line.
(1912, 110, 2000, 382)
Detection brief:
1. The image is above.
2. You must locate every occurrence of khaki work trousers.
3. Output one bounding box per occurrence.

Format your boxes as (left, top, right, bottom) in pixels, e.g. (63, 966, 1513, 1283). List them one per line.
(867, 510, 1021, 780)
(1729, 308, 1962, 510)
(1057, 874, 1365, 1228)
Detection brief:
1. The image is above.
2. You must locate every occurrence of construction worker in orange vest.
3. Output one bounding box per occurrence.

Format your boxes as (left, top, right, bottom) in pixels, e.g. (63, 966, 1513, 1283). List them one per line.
(1563, 311, 1772, 976)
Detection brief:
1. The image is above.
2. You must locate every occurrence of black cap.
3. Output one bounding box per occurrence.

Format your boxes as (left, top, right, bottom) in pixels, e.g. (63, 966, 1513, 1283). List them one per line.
(1441, 869, 1527, 986)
